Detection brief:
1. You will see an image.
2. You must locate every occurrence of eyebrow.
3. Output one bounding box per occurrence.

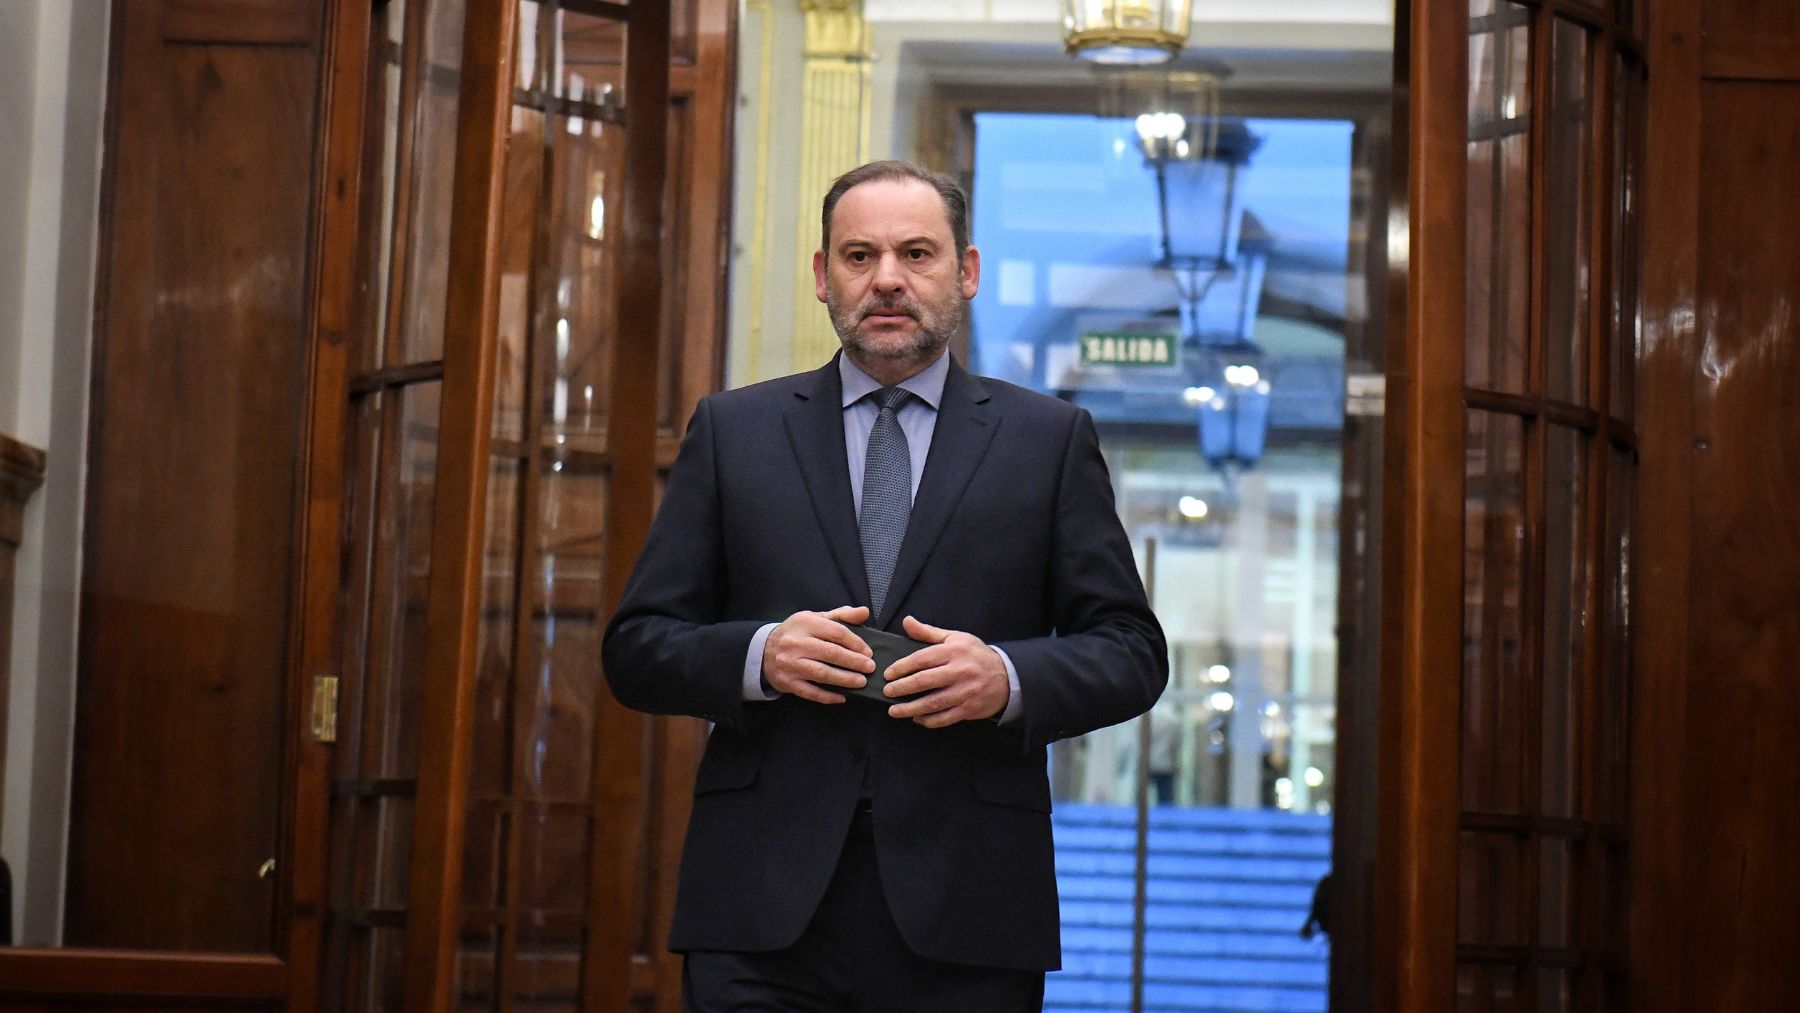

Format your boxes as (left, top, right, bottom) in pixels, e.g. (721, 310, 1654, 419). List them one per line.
(837, 234, 942, 253)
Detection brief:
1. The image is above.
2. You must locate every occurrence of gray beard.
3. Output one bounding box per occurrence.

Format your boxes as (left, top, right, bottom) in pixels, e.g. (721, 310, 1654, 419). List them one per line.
(826, 292, 965, 369)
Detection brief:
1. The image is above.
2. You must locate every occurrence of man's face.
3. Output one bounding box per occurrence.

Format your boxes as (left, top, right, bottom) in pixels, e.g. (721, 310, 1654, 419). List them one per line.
(813, 178, 981, 371)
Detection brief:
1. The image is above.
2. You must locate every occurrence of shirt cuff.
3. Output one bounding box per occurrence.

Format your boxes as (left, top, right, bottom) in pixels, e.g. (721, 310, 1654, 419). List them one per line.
(991, 645, 1023, 725)
(743, 623, 781, 700)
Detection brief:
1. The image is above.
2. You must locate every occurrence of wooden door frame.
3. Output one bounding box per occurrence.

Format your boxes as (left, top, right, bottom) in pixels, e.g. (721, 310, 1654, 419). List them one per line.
(1372, 0, 1466, 1008)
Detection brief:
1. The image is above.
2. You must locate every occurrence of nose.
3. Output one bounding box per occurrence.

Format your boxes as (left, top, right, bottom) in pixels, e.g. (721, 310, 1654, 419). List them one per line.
(871, 251, 906, 294)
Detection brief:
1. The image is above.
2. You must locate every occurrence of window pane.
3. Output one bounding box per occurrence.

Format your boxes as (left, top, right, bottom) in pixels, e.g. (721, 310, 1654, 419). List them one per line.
(1599, 446, 1633, 826)
(372, 381, 443, 781)
(1467, 7, 1532, 393)
(540, 110, 625, 443)
(1460, 831, 1526, 947)
(1544, 19, 1592, 405)
(1464, 411, 1528, 813)
(1537, 966, 1571, 1013)
(393, 0, 469, 366)
(1458, 962, 1525, 1013)
(354, 0, 409, 372)
(560, 7, 626, 104)
(1537, 836, 1574, 948)
(1540, 426, 1587, 819)
(1611, 58, 1645, 426)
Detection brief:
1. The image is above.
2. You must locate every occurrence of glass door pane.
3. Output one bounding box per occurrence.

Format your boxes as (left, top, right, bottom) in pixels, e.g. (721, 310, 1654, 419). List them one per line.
(454, 3, 630, 1007)
(325, 0, 469, 1004)
(971, 107, 1355, 1013)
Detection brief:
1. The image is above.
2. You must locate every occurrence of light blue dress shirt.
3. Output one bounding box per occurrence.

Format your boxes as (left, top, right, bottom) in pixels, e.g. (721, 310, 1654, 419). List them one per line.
(740, 352, 1023, 723)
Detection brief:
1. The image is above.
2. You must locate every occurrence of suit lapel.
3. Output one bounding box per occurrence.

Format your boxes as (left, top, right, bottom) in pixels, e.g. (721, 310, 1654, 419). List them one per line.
(783, 357, 869, 608)
(878, 359, 998, 628)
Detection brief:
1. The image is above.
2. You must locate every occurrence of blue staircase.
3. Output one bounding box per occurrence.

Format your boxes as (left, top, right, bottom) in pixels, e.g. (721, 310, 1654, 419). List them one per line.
(1047, 804, 1332, 1013)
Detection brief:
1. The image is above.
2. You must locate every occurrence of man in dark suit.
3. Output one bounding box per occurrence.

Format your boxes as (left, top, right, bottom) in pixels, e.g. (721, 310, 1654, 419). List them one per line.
(603, 160, 1167, 1011)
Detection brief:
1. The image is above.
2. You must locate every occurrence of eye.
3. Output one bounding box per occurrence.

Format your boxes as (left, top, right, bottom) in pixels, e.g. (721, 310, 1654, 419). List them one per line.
(847, 251, 870, 264)
(906, 248, 929, 261)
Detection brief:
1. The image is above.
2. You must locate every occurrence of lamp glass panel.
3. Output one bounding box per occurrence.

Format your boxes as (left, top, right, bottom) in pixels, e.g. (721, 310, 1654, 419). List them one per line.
(1162, 160, 1239, 266)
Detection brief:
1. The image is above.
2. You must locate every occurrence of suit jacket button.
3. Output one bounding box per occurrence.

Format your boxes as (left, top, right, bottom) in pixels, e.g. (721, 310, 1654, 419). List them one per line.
(848, 741, 866, 762)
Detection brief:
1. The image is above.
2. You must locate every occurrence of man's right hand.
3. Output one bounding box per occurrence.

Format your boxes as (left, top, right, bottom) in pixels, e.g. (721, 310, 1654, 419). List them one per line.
(761, 605, 876, 704)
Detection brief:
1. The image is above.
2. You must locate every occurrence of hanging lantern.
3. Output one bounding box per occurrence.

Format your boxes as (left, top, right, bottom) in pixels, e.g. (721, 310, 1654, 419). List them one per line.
(1060, 0, 1194, 66)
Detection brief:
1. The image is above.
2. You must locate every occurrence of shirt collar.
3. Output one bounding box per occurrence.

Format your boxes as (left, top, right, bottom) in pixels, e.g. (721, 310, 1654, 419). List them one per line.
(838, 349, 948, 411)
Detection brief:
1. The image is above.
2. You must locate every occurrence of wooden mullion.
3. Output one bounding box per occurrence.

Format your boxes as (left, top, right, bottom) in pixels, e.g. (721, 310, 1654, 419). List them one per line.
(401, 0, 520, 1007)
(585, 0, 672, 1008)
(349, 359, 448, 395)
(1373, 0, 1468, 1006)
(288, 4, 375, 1008)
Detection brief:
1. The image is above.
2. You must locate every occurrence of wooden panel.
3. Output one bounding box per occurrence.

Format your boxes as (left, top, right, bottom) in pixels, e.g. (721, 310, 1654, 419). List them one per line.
(160, 0, 318, 46)
(0, 948, 283, 1000)
(1629, 1, 1701, 1010)
(1679, 79, 1800, 1011)
(65, 0, 326, 951)
(1701, 0, 1800, 81)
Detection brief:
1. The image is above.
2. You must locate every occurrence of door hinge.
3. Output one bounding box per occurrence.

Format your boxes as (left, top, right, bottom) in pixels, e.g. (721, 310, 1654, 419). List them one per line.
(310, 675, 339, 743)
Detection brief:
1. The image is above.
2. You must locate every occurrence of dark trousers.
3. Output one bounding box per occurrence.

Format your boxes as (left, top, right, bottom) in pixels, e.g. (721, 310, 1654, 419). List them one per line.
(681, 807, 1045, 1013)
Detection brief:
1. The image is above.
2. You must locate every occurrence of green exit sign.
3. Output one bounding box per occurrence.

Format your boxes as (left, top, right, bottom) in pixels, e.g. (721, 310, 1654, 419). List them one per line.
(1079, 332, 1178, 368)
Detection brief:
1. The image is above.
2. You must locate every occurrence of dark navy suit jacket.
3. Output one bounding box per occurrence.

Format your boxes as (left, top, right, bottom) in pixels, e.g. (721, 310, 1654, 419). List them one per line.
(602, 354, 1167, 971)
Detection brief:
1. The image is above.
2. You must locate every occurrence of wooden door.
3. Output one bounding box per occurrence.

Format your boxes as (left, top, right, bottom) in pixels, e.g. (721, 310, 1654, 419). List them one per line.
(0, 0, 729, 1008)
(0, 0, 352, 1004)
(1375, 0, 1645, 1009)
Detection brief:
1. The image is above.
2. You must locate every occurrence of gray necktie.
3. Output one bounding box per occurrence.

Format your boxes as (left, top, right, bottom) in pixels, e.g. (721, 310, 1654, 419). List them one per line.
(859, 386, 913, 620)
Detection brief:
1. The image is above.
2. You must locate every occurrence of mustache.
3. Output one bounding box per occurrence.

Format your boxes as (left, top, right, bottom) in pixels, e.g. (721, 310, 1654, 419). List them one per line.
(858, 299, 918, 320)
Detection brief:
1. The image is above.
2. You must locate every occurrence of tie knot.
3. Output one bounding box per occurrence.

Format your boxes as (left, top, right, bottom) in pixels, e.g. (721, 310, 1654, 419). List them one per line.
(871, 386, 911, 413)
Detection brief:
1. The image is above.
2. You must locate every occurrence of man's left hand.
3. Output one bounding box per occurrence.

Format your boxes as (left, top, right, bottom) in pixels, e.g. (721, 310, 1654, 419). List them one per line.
(881, 616, 1010, 728)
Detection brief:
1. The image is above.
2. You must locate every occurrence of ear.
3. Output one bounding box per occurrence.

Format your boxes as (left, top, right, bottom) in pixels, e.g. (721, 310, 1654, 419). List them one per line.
(813, 248, 829, 304)
(958, 245, 981, 300)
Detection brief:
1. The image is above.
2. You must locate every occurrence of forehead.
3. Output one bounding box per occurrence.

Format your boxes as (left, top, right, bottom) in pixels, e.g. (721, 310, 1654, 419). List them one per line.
(829, 178, 953, 246)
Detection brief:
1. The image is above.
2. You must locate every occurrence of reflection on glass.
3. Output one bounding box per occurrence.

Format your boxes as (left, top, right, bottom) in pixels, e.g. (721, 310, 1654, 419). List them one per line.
(1467, 6, 1532, 393)
(968, 109, 1348, 1010)
(1545, 19, 1592, 405)
(456, 10, 627, 1000)
(1463, 411, 1526, 814)
(1540, 426, 1587, 818)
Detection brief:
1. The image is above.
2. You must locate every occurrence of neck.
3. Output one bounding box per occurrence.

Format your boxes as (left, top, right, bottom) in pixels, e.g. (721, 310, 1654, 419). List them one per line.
(844, 347, 944, 388)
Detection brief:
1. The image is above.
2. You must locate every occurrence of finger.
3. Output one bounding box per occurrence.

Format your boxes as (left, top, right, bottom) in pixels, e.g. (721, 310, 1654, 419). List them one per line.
(784, 681, 848, 705)
(821, 604, 873, 626)
(901, 615, 951, 643)
(884, 643, 951, 682)
(799, 658, 868, 689)
(808, 639, 876, 673)
(809, 611, 875, 657)
(883, 660, 952, 698)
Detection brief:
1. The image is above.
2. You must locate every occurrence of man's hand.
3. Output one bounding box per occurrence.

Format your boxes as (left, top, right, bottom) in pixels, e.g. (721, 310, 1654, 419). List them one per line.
(761, 605, 876, 704)
(882, 616, 1010, 728)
